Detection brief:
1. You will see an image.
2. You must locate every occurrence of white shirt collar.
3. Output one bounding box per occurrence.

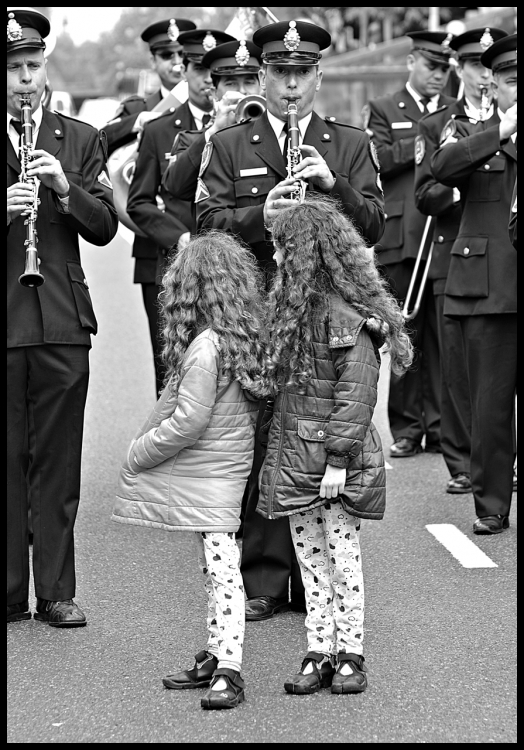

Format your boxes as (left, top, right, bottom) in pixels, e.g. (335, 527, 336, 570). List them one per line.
(267, 109, 313, 146)
(405, 81, 439, 113)
(188, 100, 213, 130)
(464, 97, 494, 122)
(159, 84, 172, 100)
(7, 104, 43, 152)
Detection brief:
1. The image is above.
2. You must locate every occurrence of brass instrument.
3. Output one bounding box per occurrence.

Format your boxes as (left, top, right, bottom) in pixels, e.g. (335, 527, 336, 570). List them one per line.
(479, 83, 490, 122)
(286, 102, 306, 203)
(18, 94, 44, 288)
(234, 94, 266, 123)
(401, 216, 435, 321)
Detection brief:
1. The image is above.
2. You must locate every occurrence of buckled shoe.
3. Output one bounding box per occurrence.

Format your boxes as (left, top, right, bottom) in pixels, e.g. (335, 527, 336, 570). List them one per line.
(446, 473, 472, 494)
(245, 596, 290, 621)
(473, 515, 510, 535)
(34, 598, 86, 627)
(201, 668, 245, 710)
(163, 650, 218, 689)
(331, 653, 368, 694)
(284, 652, 335, 694)
(389, 438, 423, 458)
(7, 601, 31, 623)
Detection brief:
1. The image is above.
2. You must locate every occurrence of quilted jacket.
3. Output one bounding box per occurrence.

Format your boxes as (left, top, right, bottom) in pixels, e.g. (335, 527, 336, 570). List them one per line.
(258, 295, 386, 521)
(112, 329, 259, 533)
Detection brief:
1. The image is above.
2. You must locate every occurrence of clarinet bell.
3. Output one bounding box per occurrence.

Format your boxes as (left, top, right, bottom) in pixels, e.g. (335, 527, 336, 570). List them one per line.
(19, 246, 45, 287)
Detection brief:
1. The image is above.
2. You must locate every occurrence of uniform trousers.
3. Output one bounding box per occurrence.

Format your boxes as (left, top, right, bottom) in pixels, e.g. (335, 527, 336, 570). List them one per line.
(381, 261, 441, 447)
(289, 502, 364, 656)
(458, 314, 517, 518)
(435, 294, 472, 477)
(7, 344, 90, 605)
(195, 531, 245, 672)
(140, 282, 164, 396)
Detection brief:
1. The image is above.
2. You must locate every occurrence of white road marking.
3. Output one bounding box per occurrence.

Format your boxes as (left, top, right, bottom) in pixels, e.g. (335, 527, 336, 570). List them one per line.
(385, 461, 393, 470)
(426, 524, 498, 568)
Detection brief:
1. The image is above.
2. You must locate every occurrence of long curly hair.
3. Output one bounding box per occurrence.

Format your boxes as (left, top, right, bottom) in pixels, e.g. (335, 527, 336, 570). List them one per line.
(265, 195, 413, 392)
(159, 230, 267, 395)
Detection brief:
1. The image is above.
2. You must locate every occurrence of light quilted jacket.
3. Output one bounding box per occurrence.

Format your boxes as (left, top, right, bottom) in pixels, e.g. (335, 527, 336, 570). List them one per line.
(112, 329, 259, 533)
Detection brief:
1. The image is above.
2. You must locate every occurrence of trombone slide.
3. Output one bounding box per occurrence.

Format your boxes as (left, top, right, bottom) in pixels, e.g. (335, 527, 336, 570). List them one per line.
(401, 215, 435, 321)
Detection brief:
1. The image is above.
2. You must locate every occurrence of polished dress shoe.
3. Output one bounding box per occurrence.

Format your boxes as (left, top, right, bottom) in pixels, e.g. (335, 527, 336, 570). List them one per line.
(34, 598, 87, 627)
(331, 653, 368, 694)
(389, 438, 422, 458)
(473, 515, 510, 535)
(284, 652, 335, 694)
(245, 596, 290, 621)
(7, 601, 31, 623)
(201, 668, 245, 710)
(446, 473, 472, 494)
(424, 442, 443, 454)
(163, 650, 218, 689)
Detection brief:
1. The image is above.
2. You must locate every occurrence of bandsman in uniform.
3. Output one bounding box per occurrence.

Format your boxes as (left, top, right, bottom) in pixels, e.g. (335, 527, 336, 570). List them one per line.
(102, 18, 196, 395)
(7, 8, 118, 624)
(431, 33, 517, 534)
(162, 39, 263, 202)
(126, 26, 235, 394)
(196, 20, 385, 621)
(364, 32, 455, 458)
(413, 27, 507, 495)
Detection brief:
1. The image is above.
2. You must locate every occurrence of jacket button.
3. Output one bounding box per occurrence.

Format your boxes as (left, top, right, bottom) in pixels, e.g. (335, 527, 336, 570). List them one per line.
(175, 119, 181, 126)
(437, 235, 444, 243)
(317, 430, 324, 438)
(252, 134, 260, 142)
(484, 164, 490, 170)
(251, 187, 258, 194)
(463, 247, 470, 255)
(322, 133, 330, 140)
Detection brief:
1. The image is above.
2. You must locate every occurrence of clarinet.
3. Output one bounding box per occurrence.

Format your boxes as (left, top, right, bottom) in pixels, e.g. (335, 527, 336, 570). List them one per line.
(286, 103, 306, 203)
(18, 94, 44, 288)
(479, 83, 490, 122)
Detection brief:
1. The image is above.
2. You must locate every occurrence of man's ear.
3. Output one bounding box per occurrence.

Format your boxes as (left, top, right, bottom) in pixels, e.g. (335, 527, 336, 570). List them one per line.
(316, 69, 323, 92)
(406, 53, 416, 73)
(258, 66, 267, 93)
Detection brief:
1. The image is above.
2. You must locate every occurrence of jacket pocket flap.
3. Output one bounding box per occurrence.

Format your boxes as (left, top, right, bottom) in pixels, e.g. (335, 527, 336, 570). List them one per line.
(476, 157, 505, 173)
(384, 200, 403, 219)
(234, 175, 274, 199)
(67, 261, 89, 287)
(297, 419, 329, 442)
(451, 236, 488, 257)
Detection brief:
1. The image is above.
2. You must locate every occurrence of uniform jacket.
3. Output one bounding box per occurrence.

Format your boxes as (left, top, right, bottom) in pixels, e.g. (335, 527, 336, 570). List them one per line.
(127, 100, 197, 282)
(414, 100, 464, 293)
(431, 116, 517, 316)
(258, 296, 386, 521)
(103, 90, 163, 156)
(366, 86, 454, 266)
(196, 111, 385, 269)
(112, 329, 259, 533)
(7, 109, 118, 348)
(162, 128, 206, 201)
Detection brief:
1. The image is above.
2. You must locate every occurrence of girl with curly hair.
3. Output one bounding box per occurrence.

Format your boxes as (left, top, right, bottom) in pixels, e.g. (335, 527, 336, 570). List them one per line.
(113, 231, 267, 710)
(257, 196, 413, 697)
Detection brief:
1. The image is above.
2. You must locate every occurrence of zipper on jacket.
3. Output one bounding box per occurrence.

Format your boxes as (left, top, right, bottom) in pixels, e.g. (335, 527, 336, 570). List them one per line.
(267, 388, 287, 519)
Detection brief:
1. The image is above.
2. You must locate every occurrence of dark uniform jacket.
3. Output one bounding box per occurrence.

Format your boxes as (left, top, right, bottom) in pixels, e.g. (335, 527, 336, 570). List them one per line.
(103, 90, 163, 156)
(414, 100, 464, 294)
(431, 115, 517, 316)
(126, 100, 197, 281)
(162, 129, 207, 201)
(196, 111, 385, 267)
(7, 109, 118, 348)
(366, 86, 454, 265)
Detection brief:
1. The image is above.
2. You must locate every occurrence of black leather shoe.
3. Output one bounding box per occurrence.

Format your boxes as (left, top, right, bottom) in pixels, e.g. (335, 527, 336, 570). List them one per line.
(446, 473, 472, 494)
(473, 515, 510, 535)
(245, 596, 290, 621)
(201, 668, 245, 709)
(513, 469, 517, 492)
(331, 653, 368, 694)
(34, 598, 87, 627)
(163, 650, 218, 689)
(389, 438, 422, 458)
(425, 443, 443, 454)
(284, 652, 335, 694)
(289, 600, 307, 614)
(7, 601, 31, 623)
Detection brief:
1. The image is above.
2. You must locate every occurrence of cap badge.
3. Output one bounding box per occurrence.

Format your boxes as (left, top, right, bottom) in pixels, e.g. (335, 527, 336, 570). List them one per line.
(480, 28, 494, 51)
(283, 20, 301, 52)
(235, 39, 250, 67)
(167, 19, 180, 42)
(441, 33, 453, 52)
(203, 31, 217, 52)
(7, 13, 23, 42)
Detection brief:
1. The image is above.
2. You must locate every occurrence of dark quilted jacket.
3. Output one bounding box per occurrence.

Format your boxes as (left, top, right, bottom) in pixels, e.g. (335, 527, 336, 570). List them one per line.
(257, 295, 386, 521)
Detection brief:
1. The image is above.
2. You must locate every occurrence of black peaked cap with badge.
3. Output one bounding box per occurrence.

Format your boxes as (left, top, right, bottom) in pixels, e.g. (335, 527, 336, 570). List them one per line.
(480, 32, 517, 72)
(7, 7, 50, 53)
(202, 40, 262, 75)
(449, 27, 507, 60)
(406, 31, 454, 65)
(141, 18, 196, 52)
(253, 20, 331, 65)
(177, 29, 237, 63)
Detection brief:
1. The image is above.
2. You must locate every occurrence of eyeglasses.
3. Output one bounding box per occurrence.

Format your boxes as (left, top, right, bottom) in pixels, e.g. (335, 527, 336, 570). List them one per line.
(156, 51, 181, 62)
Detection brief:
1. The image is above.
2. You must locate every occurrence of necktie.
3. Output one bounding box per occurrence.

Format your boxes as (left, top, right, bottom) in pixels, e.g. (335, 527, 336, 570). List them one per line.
(420, 96, 431, 114)
(201, 113, 212, 129)
(282, 121, 289, 158)
(11, 119, 24, 157)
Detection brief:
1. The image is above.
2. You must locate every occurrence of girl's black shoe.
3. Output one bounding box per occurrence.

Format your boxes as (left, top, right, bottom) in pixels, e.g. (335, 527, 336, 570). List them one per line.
(201, 668, 245, 709)
(331, 653, 368, 693)
(162, 650, 218, 689)
(284, 652, 335, 694)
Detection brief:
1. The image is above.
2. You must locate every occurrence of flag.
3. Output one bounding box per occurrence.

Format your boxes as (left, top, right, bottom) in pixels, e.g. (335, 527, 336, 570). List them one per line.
(225, 7, 279, 41)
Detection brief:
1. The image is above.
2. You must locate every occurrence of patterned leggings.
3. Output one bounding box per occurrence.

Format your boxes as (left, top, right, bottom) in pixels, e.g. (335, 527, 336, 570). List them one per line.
(289, 501, 364, 656)
(195, 531, 245, 672)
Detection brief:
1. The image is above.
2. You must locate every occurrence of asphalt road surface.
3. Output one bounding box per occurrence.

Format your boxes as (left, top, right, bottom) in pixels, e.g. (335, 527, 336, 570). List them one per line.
(7, 230, 517, 743)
